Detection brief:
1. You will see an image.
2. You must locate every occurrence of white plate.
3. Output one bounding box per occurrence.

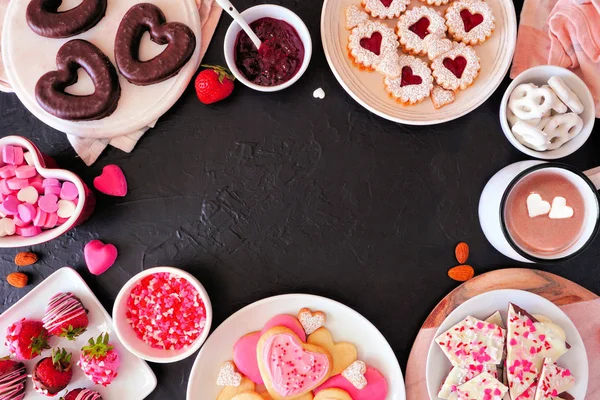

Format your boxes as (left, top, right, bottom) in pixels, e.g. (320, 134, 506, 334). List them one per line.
(2, 0, 201, 138)
(425, 289, 588, 400)
(186, 294, 405, 400)
(320, 0, 517, 125)
(0, 267, 157, 399)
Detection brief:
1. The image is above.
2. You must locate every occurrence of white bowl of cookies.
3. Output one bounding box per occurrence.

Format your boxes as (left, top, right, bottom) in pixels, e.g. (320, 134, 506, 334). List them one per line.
(500, 65, 595, 159)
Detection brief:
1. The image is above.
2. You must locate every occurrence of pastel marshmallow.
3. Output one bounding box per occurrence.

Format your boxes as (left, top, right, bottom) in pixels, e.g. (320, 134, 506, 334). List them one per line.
(0, 218, 16, 236)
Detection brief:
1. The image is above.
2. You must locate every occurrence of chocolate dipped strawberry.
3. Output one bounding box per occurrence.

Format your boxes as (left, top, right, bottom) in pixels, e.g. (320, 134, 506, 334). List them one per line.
(0, 358, 27, 399)
(61, 388, 102, 400)
(5, 318, 50, 360)
(32, 348, 73, 396)
(42, 293, 89, 340)
(78, 333, 120, 386)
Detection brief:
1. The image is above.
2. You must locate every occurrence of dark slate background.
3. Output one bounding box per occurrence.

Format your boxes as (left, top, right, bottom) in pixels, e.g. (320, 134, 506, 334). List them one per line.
(1, 0, 599, 398)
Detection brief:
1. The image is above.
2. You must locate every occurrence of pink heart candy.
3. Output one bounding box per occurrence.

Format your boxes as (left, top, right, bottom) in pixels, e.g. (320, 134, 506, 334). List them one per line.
(3, 195, 20, 214)
(93, 165, 127, 197)
(38, 194, 59, 213)
(314, 367, 389, 400)
(84, 240, 118, 275)
(60, 181, 79, 200)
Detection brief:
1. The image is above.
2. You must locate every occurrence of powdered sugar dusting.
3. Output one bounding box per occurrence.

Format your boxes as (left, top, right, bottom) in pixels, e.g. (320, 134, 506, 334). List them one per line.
(297, 308, 326, 335)
(431, 86, 456, 109)
(418, 0, 451, 7)
(345, 5, 370, 29)
(445, 0, 495, 45)
(363, 0, 410, 19)
(423, 33, 454, 61)
(397, 6, 446, 55)
(216, 361, 242, 387)
(126, 272, 207, 350)
(376, 51, 403, 78)
(348, 21, 399, 69)
(342, 360, 368, 390)
(431, 43, 480, 91)
(384, 55, 433, 104)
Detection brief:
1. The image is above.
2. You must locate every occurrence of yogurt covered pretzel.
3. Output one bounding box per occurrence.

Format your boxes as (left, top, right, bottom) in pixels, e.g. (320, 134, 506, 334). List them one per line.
(508, 84, 555, 120)
(548, 76, 584, 114)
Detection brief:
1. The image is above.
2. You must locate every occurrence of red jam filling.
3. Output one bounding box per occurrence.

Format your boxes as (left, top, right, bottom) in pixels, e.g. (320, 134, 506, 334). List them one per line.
(443, 56, 467, 78)
(379, 0, 394, 6)
(234, 17, 305, 87)
(359, 32, 383, 55)
(400, 66, 422, 86)
(408, 17, 430, 40)
(460, 9, 484, 32)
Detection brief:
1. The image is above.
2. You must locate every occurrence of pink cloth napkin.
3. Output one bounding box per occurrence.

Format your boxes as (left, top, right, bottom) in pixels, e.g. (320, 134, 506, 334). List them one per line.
(511, 0, 600, 117)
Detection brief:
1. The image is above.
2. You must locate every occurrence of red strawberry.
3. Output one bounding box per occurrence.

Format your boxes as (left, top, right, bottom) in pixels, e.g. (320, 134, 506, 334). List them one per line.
(194, 65, 235, 104)
(0, 358, 27, 398)
(5, 319, 50, 360)
(78, 333, 120, 386)
(32, 348, 73, 396)
(43, 293, 89, 340)
(60, 388, 102, 400)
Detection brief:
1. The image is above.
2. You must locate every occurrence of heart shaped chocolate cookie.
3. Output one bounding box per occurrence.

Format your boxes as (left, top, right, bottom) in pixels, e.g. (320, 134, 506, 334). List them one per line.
(26, 0, 107, 38)
(35, 39, 121, 121)
(114, 3, 196, 86)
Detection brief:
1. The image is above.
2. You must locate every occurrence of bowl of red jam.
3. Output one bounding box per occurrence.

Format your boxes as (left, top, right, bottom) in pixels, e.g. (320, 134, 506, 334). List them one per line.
(224, 5, 312, 92)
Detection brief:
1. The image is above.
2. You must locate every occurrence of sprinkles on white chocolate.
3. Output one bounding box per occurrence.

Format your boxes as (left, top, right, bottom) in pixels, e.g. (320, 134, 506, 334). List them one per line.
(362, 0, 410, 19)
(348, 21, 399, 70)
(445, 0, 495, 45)
(396, 6, 447, 55)
(423, 33, 454, 61)
(384, 55, 433, 105)
(346, 5, 370, 30)
(431, 43, 480, 91)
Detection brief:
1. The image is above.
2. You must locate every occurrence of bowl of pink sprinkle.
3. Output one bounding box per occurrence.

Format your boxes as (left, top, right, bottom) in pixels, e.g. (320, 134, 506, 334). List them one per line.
(112, 266, 212, 363)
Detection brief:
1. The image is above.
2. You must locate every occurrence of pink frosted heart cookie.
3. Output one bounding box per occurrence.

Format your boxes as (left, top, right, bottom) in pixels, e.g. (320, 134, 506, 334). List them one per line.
(361, 0, 410, 19)
(315, 366, 388, 400)
(261, 314, 306, 342)
(383, 55, 433, 105)
(345, 5, 369, 30)
(257, 327, 332, 399)
(396, 6, 446, 56)
(431, 43, 480, 91)
(445, 0, 495, 45)
(348, 21, 399, 70)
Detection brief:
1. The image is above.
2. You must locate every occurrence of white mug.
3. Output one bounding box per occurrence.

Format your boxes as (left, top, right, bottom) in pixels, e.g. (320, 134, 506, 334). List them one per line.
(479, 161, 600, 263)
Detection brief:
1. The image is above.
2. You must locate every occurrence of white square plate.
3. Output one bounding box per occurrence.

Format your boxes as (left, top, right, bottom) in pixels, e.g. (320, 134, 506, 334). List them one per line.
(0, 267, 157, 399)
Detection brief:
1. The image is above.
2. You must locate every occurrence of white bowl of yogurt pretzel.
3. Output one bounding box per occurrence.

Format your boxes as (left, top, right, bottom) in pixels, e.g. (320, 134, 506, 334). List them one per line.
(500, 65, 595, 160)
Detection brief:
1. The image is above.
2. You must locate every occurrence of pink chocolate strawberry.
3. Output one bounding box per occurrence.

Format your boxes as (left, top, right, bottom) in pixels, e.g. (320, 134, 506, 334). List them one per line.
(61, 388, 102, 400)
(42, 293, 89, 340)
(77, 333, 120, 386)
(0, 358, 27, 398)
(32, 348, 73, 396)
(5, 319, 50, 360)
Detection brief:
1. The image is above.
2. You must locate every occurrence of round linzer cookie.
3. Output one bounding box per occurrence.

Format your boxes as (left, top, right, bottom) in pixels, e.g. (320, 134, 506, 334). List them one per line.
(362, 0, 411, 19)
(418, 0, 452, 8)
(348, 21, 399, 70)
(383, 55, 433, 105)
(396, 6, 446, 56)
(445, 0, 495, 45)
(431, 43, 480, 91)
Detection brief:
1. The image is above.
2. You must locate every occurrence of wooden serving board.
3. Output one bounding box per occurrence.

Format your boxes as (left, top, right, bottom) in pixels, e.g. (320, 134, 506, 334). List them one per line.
(405, 268, 599, 400)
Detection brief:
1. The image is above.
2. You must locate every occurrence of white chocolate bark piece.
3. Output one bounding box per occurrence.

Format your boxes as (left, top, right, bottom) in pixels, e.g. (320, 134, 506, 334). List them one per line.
(436, 315, 506, 367)
(485, 311, 505, 329)
(534, 358, 575, 400)
(438, 365, 498, 399)
(447, 372, 508, 400)
(506, 304, 570, 399)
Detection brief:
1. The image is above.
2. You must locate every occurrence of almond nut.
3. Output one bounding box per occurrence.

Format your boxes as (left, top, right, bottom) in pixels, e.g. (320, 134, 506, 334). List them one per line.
(14, 252, 38, 267)
(455, 242, 470, 264)
(448, 265, 475, 282)
(7, 272, 28, 288)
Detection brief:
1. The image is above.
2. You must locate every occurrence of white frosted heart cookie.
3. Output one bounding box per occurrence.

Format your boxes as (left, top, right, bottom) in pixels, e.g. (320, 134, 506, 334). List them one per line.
(445, 0, 495, 45)
(362, 0, 410, 19)
(431, 43, 480, 91)
(396, 6, 446, 56)
(348, 21, 399, 70)
(384, 55, 433, 105)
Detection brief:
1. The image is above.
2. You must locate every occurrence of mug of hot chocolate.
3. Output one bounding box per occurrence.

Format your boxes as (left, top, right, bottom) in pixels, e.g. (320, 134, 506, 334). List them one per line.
(479, 161, 600, 263)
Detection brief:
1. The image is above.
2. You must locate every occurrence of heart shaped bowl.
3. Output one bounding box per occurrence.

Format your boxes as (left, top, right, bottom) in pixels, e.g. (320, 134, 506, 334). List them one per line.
(0, 135, 95, 248)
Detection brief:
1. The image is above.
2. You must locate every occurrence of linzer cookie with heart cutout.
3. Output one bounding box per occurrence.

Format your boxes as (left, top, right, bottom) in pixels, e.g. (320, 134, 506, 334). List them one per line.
(114, 3, 196, 86)
(348, 21, 399, 70)
(396, 6, 446, 56)
(26, 0, 107, 39)
(445, 0, 495, 45)
(362, 0, 410, 19)
(383, 55, 433, 105)
(431, 43, 480, 91)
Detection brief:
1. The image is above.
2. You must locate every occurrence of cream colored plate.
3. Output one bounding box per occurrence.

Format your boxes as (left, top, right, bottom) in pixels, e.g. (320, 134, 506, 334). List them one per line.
(320, 0, 517, 125)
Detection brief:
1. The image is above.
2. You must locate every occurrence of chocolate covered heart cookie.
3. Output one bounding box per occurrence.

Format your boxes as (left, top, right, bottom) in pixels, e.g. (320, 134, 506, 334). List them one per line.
(114, 3, 196, 86)
(35, 39, 121, 121)
(26, 0, 107, 38)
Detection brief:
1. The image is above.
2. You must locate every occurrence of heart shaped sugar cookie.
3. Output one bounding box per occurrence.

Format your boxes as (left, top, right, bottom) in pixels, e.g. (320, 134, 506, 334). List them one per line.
(258, 391, 313, 400)
(217, 361, 242, 387)
(341, 361, 367, 389)
(298, 308, 326, 335)
(27, 0, 107, 38)
(314, 366, 388, 400)
(231, 392, 264, 400)
(218, 377, 256, 400)
(114, 3, 196, 86)
(257, 327, 332, 400)
(314, 389, 352, 400)
(307, 328, 357, 376)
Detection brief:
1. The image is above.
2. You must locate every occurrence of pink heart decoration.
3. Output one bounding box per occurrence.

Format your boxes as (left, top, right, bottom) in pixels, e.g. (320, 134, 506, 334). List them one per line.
(93, 165, 127, 197)
(314, 366, 389, 400)
(84, 239, 118, 275)
(233, 314, 306, 385)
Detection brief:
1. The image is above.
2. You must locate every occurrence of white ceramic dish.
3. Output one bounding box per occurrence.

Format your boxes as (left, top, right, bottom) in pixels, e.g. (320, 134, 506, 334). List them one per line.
(223, 4, 312, 92)
(320, 0, 517, 125)
(425, 289, 588, 400)
(0, 267, 157, 399)
(499, 65, 596, 160)
(1, 0, 201, 139)
(112, 266, 212, 363)
(186, 293, 405, 400)
(0, 136, 91, 248)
